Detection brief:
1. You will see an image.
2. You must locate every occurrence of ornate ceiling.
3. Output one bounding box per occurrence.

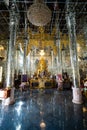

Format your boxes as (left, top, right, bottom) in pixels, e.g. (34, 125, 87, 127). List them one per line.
(0, 0, 87, 53)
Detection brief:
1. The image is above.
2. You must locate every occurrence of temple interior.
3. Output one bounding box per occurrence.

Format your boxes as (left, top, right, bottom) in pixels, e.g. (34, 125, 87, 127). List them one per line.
(0, 0, 87, 130)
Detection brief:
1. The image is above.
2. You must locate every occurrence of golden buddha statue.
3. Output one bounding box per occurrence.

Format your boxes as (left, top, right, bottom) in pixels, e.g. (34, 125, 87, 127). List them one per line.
(37, 58, 48, 76)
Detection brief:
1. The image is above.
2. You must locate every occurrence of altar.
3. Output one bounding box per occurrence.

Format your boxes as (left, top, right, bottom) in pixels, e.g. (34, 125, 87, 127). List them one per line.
(30, 77, 56, 89)
(29, 55, 57, 89)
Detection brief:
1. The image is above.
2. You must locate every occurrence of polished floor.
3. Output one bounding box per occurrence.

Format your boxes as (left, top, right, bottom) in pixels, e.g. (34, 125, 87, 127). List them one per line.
(0, 89, 87, 130)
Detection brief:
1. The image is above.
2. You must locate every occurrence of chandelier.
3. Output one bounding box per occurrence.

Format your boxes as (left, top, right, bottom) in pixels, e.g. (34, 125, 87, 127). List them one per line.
(27, 0, 51, 26)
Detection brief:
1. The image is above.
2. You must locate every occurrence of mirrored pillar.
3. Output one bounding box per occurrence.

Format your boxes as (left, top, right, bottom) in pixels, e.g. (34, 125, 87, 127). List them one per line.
(51, 50, 53, 74)
(23, 40, 28, 74)
(56, 39, 62, 75)
(66, 1, 82, 104)
(32, 50, 34, 74)
(15, 49, 20, 78)
(83, 17, 87, 45)
(23, 15, 28, 74)
(30, 51, 31, 76)
(4, 2, 17, 105)
(27, 52, 31, 76)
(55, 21, 62, 75)
(6, 4, 17, 88)
(62, 47, 66, 73)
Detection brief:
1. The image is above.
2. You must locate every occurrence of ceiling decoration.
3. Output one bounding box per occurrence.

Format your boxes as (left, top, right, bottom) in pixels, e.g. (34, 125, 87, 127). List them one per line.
(0, 0, 87, 59)
(16, 26, 86, 56)
(26, 40, 57, 56)
(28, 26, 55, 40)
(27, 0, 52, 26)
(17, 27, 57, 55)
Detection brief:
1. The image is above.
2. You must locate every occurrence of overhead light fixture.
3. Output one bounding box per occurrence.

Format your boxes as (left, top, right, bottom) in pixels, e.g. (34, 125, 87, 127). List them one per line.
(27, 0, 51, 26)
(40, 50, 45, 56)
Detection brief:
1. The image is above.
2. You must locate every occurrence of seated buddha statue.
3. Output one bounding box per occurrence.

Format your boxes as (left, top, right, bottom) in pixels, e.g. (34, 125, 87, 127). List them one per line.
(37, 58, 48, 77)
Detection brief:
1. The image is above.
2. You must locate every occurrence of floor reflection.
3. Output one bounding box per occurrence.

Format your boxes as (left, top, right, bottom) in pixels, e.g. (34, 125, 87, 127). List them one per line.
(0, 89, 87, 130)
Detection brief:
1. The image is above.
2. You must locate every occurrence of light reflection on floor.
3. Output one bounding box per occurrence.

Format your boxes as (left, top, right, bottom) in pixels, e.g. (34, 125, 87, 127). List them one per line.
(0, 89, 87, 130)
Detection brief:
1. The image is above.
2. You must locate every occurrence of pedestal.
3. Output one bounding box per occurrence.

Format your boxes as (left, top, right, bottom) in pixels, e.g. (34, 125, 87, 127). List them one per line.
(0, 88, 11, 99)
(72, 87, 82, 104)
(2, 87, 15, 105)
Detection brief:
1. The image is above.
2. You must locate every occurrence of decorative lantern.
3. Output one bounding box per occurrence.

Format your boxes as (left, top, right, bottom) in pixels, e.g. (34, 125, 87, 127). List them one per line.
(27, 0, 51, 26)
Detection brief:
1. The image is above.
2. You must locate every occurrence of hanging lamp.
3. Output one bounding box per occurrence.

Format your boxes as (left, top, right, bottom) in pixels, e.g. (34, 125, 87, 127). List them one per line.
(27, 0, 51, 26)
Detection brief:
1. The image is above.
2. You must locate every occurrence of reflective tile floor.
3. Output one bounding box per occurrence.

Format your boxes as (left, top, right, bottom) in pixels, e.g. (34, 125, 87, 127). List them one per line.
(0, 89, 87, 130)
